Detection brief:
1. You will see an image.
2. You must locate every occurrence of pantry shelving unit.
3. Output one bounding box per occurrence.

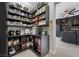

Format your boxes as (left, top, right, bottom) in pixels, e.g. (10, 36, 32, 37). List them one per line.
(30, 3, 49, 56)
(0, 2, 49, 57)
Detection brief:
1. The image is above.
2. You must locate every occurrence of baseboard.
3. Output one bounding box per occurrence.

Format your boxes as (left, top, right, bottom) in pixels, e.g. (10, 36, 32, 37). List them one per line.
(49, 50, 56, 55)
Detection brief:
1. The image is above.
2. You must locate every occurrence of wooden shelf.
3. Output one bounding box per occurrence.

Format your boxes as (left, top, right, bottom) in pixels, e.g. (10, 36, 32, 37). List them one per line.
(38, 25, 48, 27)
(32, 18, 45, 23)
(20, 15, 29, 18)
(29, 34, 41, 37)
(8, 11, 20, 16)
(9, 5, 30, 14)
(32, 24, 49, 27)
(8, 43, 21, 47)
(33, 11, 46, 18)
(38, 3, 46, 10)
(33, 43, 39, 46)
(33, 3, 46, 14)
(8, 34, 31, 38)
(6, 25, 32, 28)
(8, 11, 31, 19)
(7, 18, 32, 24)
(22, 21, 32, 24)
(7, 17, 20, 22)
(8, 34, 42, 38)
(20, 41, 29, 44)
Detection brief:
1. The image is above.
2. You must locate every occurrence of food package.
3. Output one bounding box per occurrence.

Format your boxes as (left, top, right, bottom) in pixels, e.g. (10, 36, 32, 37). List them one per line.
(8, 40, 14, 46)
(9, 47, 16, 55)
(13, 40, 17, 45)
(8, 30, 15, 36)
(38, 20, 46, 25)
(27, 42, 31, 47)
(16, 30, 21, 35)
(23, 7, 28, 11)
(21, 43, 27, 50)
(21, 37, 26, 43)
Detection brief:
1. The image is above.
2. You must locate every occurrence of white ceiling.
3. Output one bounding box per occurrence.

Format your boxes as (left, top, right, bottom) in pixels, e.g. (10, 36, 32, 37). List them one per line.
(56, 2, 79, 19)
(18, 2, 38, 12)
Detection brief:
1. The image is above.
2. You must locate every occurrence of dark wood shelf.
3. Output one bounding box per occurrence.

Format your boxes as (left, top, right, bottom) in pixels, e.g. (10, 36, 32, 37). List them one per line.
(20, 41, 29, 44)
(6, 25, 32, 28)
(33, 3, 46, 14)
(31, 24, 49, 27)
(33, 35, 41, 37)
(29, 34, 41, 37)
(38, 3, 46, 10)
(22, 21, 32, 24)
(20, 9, 29, 14)
(32, 18, 45, 23)
(33, 43, 39, 46)
(8, 11, 20, 16)
(33, 11, 46, 18)
(7, 18, 32, 24)
(20, 15, 29, 18)
(8, 11, 31, 19)
(8, 34, 41, 38)
(8, 43, 21, 47)
(8, 34, 31, 38)
(9, 5, 20, 10)
(7, 17, 21, 22)
(9, 5, 30, 14)
(38, 24, 49, 27)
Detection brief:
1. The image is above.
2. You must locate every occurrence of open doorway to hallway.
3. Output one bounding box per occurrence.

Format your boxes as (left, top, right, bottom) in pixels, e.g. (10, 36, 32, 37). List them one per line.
(56, 2, 79, 57)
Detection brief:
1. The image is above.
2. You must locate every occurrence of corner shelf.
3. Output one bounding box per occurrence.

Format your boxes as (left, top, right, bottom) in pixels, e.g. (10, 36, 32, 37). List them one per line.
(21, 21, 32, 24)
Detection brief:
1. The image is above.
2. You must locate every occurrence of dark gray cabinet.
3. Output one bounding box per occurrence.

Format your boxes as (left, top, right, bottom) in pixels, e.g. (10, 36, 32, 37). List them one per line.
(62, 31, 76, 44)
(0, 2, 7, 57)
(76, 31, 79, 44)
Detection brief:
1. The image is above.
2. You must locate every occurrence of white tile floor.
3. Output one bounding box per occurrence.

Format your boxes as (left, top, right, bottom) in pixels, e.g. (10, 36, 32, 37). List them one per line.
(13, 37, 79, 57)
(54, 37, 79, 57)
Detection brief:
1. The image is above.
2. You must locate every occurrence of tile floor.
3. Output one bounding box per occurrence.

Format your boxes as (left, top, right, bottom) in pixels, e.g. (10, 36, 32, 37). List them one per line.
(54, 37, 79, 57)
